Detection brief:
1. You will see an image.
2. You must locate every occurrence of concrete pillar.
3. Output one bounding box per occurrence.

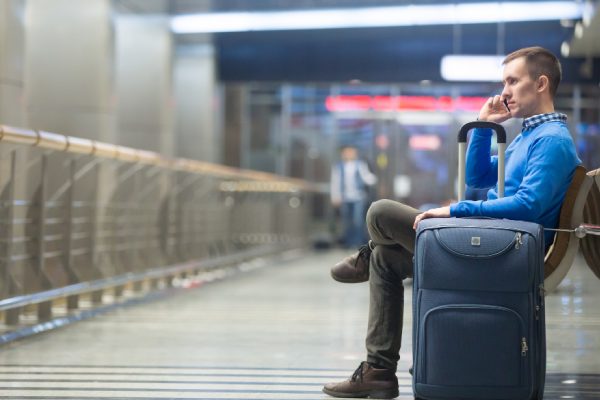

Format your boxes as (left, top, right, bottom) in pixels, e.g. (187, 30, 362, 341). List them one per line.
(0, 0, 26, 126)
(174, 43, 219, 163)
(115, 16, 174, 156)
(223, 85, 247, 168)
(23, 0, 115, 142)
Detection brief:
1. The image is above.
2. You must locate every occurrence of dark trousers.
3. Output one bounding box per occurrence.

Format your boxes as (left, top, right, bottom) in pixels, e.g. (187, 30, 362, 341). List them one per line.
(364, 199, 420, 371)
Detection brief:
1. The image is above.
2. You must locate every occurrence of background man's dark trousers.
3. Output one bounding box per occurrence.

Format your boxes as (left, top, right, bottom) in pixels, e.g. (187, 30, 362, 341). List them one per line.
(340, 199, 368, 248)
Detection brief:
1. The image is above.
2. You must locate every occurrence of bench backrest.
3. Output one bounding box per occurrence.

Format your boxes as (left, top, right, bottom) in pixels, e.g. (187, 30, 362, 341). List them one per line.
(544, 165, 592, 291)
(581, 169, 600, 280)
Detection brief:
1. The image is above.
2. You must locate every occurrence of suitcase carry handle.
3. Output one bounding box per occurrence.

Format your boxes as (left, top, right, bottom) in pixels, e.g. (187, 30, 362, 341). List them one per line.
(457, 121, 507, 201)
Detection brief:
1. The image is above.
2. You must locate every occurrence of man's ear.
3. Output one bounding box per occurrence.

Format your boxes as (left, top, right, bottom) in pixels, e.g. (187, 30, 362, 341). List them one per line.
(537, 75, 550, 93)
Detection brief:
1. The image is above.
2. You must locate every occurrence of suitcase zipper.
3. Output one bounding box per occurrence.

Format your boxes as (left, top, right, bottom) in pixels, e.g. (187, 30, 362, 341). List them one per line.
(420, 225, 542, 252)
(539, 283, 546, 304)
(536, 283, 545, 320)
(521, 337, 528, 357)
(515, 232, 523, 249)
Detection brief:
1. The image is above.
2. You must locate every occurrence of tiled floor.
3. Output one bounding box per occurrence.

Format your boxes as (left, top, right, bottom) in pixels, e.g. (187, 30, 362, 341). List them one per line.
(0, 250, 599, 399)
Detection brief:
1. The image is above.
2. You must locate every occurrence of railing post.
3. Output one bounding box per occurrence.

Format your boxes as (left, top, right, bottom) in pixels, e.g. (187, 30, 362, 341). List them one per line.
(5, 151, 20, 325)
(159, 177, 171, 261)
(91, 162, 105, 304)
(65, 159, 78, 310)
(161, 179, 175, 287)
(148, 170, 160, 289)
(175, 173, 185, 264)
(132, 167, 143, 293)
(37, 154, 52, 322)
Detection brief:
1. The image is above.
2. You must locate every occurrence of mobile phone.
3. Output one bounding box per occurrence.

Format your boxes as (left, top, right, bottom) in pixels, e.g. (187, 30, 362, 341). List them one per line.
(503, 98, 511, 112)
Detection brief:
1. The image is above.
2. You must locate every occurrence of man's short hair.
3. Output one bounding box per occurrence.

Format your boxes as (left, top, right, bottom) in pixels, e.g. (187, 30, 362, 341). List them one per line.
(503, 46, 562, 97)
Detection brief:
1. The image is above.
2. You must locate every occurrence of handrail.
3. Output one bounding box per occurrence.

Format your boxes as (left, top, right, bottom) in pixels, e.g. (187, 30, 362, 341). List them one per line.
(0, 124, 320, 192)
(0, 121, 330, 337)
(0, 245, 279, 313)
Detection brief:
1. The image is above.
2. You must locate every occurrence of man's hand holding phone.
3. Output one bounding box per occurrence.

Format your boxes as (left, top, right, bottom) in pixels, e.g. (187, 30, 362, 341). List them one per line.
(478, 95, 511, 124)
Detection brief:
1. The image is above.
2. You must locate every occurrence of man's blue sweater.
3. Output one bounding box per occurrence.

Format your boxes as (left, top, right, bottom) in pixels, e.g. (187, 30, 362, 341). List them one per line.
(450, 117, 581, 245)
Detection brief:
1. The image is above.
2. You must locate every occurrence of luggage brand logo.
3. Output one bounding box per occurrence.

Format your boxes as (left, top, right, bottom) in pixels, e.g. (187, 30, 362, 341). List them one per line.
(471, 237, 481, 246)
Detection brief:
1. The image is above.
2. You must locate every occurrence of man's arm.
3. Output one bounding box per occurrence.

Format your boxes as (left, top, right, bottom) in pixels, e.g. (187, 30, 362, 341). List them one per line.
(466, 128, 499, 189)
(451, 135, 576, 221)
(417, 136, 574, 228)
(467, 94, 511, 188)
(358, 160, 377, 186)
(414, 95, 510, 228)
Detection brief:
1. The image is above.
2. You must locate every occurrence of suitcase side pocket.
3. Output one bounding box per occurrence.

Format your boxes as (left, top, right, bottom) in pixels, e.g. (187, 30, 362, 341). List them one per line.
(418, 304, 529, 389)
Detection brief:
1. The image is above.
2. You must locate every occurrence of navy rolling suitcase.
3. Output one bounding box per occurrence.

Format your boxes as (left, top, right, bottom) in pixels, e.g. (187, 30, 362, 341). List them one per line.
(412, 121, 546, 400)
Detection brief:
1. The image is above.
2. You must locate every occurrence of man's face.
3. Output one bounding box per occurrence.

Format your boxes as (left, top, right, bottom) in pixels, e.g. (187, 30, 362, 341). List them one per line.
(501, 57, 540, 119)
(341, 147, 358, 161)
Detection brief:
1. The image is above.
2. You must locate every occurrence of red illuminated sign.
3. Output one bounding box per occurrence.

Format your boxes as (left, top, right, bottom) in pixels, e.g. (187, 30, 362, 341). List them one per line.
(325, 95, 487, 112)
(409, 135, 442, 151)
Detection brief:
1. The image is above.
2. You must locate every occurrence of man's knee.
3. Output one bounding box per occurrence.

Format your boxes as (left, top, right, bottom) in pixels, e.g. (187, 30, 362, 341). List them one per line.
(366, 199, 397, 227)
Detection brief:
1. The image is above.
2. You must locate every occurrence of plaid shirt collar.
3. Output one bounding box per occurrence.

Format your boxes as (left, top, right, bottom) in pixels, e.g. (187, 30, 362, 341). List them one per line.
(522, 112, 567, 131)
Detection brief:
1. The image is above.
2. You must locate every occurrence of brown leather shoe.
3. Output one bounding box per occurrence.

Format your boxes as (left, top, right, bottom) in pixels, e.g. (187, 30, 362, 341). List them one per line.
(331, 243, 373, 283)
(323, 362, 399, 399)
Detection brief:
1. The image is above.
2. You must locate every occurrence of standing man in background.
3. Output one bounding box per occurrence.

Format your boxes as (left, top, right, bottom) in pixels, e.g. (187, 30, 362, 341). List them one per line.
(331, 145, 378, 250)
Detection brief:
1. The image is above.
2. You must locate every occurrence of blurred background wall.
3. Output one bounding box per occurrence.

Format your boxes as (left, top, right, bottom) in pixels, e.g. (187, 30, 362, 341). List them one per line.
(1, 0, 599, 208)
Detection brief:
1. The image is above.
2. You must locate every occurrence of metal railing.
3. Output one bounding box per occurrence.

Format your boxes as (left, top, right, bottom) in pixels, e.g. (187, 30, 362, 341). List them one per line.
(0, 124, 327, 334)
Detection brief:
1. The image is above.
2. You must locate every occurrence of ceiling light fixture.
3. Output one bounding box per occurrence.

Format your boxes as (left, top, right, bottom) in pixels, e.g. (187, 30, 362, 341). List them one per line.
(441, 55, 506, 82)
(171, 2, 583, 33)
(561, 41, 571, 57)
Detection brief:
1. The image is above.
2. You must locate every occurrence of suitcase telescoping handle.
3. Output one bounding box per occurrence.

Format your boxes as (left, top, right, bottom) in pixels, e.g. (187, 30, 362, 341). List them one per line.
(457, 121, 507, 201)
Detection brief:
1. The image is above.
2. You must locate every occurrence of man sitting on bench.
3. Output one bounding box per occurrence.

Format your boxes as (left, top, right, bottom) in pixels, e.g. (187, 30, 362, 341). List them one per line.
(323, 46, 581, 399)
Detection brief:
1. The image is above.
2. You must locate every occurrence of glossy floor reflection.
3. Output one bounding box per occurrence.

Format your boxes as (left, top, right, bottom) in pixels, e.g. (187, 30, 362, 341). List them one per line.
(0, 250, 599, 399)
